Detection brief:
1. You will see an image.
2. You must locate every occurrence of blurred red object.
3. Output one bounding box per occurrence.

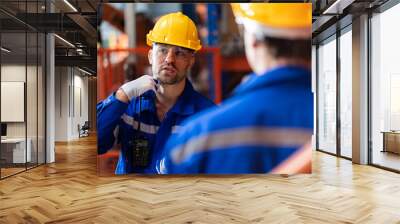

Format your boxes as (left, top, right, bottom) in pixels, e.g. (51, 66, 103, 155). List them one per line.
(97, 149, 119, 176)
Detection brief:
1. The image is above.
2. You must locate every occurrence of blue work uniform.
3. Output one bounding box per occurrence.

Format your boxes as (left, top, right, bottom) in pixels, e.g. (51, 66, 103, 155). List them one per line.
(161, 66, 313, 174)
(97, 79, 215, 174)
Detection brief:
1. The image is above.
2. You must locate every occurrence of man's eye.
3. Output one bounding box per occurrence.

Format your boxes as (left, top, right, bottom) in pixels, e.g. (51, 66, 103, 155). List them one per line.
(159, 48, 168, 54)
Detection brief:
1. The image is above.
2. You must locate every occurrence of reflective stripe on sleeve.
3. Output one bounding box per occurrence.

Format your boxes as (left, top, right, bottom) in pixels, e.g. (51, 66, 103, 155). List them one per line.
(112, 126, 119, 147)
(171, 125, 182, 134)
(170, 127, 312, 164)
(122, 114, 159, 134)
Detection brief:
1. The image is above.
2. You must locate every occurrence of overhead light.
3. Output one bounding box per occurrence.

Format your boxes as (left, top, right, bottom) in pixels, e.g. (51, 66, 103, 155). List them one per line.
(54, 34, 75, 48)
(1, 47, 11, 53)
(76, 48, 86, 56)
(78, 67, 93, 76)
(63, 0, 78, 12)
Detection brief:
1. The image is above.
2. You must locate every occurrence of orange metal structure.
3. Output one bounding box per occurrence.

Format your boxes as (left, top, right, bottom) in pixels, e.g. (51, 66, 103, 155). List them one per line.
(97, 47, 222, 104)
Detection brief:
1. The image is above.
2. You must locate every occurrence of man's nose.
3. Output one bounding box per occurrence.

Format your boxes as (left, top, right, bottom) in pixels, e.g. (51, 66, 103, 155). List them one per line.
(164, 48, 176, 64)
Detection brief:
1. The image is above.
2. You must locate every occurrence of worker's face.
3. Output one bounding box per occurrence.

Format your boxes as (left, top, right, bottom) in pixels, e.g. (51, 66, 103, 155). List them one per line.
(148, 43, 195, 85)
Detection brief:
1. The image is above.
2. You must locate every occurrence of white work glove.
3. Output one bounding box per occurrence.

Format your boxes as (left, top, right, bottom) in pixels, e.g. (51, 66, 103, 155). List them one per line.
(119, 75, 157, 100)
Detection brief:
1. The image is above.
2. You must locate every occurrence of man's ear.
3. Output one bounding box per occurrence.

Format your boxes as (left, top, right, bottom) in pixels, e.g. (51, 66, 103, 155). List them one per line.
(189, 54, 195, 68)
(148, 49, 153, 65)
(249, 32, 260, 48)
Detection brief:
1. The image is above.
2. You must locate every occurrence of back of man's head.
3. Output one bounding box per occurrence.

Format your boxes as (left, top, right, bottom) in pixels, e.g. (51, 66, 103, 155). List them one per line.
(231, 3, 312, 61)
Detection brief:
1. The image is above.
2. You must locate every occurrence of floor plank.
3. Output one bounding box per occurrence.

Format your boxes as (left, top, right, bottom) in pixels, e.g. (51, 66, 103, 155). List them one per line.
(1, 135, 400, 223)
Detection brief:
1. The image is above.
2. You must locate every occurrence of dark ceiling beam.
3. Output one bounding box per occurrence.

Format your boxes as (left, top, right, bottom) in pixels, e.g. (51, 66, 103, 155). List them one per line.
(55, 47, 96, 57)
(55, 55, 96, 70)
(86, 0, 97, 12)
(312, 0, 387, 43)
(0, 8, 37, 31)
(67, 13, 97, 39)
(2, 12, 97, 47)
(312, 15, 335, 33)
(0, 18, 27, 31)
(51, 0, 97, 46)
(2, 13, 84, 32)
(322, 0, 356, 14)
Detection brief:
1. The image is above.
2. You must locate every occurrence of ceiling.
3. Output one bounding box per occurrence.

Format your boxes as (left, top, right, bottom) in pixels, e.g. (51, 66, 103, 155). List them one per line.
(311, 0, 389, 42)
(1, 0, 395, 74)
(0, 0, 99, 74)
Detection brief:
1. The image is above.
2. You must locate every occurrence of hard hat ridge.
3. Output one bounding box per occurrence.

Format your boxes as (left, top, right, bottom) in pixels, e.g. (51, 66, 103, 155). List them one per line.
(147, 12, 202, 51)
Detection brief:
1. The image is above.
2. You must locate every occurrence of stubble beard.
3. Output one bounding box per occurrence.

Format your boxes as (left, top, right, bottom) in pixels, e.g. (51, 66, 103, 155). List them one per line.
(156, 69, 186, 85)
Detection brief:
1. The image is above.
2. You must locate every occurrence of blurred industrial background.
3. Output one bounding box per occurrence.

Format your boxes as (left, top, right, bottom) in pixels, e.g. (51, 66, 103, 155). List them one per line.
(97, 3, 251, 105)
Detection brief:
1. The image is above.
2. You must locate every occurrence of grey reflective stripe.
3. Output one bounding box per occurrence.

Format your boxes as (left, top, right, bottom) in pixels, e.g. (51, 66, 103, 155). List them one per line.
(112, 126, 119, 147)
(157, 158, 166, 174)
(170, 127, 312, 164)
(171, 125, 182, 134)
(122, 113, 159, 134)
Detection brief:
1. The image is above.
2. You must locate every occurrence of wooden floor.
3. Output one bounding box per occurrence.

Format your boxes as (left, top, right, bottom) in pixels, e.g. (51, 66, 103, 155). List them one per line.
(1, 135, 400, 223)
(372, 150, 400, 171)
(1, 163, 45, 178)
(1, 167, 26, 178)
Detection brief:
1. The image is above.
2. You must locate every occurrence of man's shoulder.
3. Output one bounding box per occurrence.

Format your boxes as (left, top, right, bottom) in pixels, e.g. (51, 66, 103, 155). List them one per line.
(189, 90, 216, 110)
(180, 95, 245, 133)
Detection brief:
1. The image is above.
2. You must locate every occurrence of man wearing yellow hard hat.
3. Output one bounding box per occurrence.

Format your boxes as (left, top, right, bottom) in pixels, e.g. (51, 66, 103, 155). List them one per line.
(161, 3, 313, 174)
(97, 12, 215, 174)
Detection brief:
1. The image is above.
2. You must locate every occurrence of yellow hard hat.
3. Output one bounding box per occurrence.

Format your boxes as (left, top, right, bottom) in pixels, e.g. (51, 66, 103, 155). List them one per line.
(231, 3, 312, 39)
(147, 12, 201, 51)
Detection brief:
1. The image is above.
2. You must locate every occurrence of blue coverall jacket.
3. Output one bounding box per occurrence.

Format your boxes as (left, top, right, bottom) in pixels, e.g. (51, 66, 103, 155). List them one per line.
(97, 79, 215, 174)
(161, 66, 313, 174)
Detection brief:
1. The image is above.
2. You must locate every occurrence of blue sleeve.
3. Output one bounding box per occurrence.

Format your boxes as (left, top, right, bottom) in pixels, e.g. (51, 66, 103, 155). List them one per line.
(97, 93, 129, 154)
(161, 117, 205, 174)
(162, 133, 198, 174)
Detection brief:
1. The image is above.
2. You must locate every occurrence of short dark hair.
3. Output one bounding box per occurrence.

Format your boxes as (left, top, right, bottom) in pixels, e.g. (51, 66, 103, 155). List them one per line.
(263, 37, 311, 61)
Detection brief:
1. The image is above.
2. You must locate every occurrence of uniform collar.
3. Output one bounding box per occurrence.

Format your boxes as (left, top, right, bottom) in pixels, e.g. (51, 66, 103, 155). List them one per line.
(234, 65, 311, 95)
(169, 79, 195, 116)
(137, 79, 195, 116)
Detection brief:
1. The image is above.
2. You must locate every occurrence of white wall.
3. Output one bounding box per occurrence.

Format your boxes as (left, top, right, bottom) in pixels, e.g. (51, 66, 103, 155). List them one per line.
(55, 66, 69, 141)
(1, 65, 32, 138)
(1, 64, 45, 164)
(74, 72, 89, 126)
(55, 67, 89, 141)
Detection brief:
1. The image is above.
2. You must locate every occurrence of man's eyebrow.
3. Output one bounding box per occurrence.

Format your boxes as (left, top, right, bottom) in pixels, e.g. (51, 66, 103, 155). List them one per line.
(177, 47, 194, 53)
(177, 47, 190, 52)
(156, 43, 194, 53)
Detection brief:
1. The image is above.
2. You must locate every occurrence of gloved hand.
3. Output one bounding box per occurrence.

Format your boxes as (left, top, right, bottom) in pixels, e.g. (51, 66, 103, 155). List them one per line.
(119, 75, 157, 100)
